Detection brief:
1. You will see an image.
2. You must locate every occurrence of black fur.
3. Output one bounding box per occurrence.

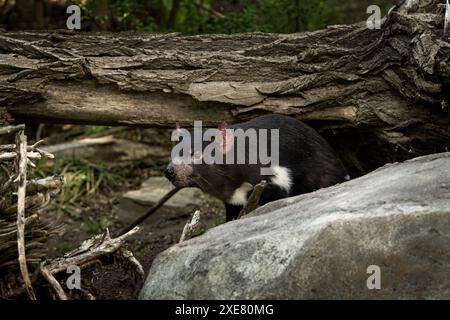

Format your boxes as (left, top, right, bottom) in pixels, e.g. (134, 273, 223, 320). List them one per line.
(166, 114, 349, 222)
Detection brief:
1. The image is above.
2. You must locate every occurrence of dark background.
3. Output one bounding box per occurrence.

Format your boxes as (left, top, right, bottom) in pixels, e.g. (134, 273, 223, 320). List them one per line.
(1, 0, 396, 33)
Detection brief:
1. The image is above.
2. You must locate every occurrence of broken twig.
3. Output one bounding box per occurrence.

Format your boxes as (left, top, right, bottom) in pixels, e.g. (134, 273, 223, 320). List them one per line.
(39, 263, 68, 300)
(42, 136, 115, 155)
(16, 130, 36, 300)
(39, 227, 142, 300)
(43, 227, 141, 274)
(238, 180, 267, 219)
(179, 210, 201, 243)
(0, 124, 25, 135)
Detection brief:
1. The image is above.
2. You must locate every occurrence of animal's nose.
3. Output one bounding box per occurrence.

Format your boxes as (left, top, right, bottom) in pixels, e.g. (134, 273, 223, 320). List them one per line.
(164, 166, 175, 180)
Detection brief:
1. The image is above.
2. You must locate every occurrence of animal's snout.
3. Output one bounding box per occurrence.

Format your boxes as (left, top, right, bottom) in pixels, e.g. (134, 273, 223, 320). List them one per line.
(164, 165, 175, 180)
(164, 161, 193, 188)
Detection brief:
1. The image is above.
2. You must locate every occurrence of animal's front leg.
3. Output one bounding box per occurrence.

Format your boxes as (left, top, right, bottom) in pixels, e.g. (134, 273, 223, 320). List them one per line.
(225, 203, 243, 222)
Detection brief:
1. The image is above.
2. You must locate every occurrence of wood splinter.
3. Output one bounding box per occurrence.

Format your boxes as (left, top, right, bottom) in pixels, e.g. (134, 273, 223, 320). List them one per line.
(16, 129, 36, 300)
(179, 210, 201, 243)
(40, 227, 142, 300)
(238, 180, 267, 219)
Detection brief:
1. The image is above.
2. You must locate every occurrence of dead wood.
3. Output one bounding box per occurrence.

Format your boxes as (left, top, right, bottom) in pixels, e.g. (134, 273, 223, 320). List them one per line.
(15, 130, 36, 299)
(0, 124, 141, 300)
(41, 135, 115, 154)
(40, 227, 143, 299)
(238, 180, 267, 219)
(1, 1, 449, 174)
(0, 125, 25, 135)
(0, 125, 60, 299)
(179, 210, 201, 243)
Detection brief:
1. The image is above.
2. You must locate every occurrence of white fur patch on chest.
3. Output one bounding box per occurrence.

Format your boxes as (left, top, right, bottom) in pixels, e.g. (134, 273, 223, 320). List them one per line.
(270, 166, 292, 193)
(228, 167, 292, 205)
(228, 182, 253, 206)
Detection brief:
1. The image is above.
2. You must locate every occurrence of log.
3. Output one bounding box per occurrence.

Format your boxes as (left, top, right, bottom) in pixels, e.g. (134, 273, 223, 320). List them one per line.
(0, 0, 449, 174)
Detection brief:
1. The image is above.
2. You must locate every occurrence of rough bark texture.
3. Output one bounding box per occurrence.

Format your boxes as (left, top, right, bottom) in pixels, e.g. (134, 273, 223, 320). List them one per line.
(0, 0, 450, 174)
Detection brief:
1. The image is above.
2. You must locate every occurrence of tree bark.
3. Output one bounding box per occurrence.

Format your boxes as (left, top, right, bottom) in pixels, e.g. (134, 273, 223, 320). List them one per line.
(0, 0, 449, 174)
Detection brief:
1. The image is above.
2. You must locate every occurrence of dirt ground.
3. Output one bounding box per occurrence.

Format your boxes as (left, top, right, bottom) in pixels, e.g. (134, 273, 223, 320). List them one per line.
(38, 126, 225, 300)
(44, 170, 223, 300)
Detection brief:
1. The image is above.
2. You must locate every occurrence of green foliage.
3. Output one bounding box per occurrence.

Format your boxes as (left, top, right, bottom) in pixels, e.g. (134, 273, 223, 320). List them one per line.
(37, 157, 121, 205)
(1, 0, 398, 33)
(74, 0, 161, 31)
(84, 218, 103, 234)
(69, 0, 396, 34)
(184, 0, 299, 34)
(299, 0, 333, 31)
(174, 0, 304, 33)
(194, 226, 205, 237)
(84, 126, 110, 136)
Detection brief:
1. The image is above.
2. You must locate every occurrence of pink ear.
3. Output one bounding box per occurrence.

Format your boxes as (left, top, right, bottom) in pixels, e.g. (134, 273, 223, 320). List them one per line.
(217, 122, 233, 154)
(173, 122, 182, 145)
(218, 122, 228, 132)
(219, 122, 228, 149)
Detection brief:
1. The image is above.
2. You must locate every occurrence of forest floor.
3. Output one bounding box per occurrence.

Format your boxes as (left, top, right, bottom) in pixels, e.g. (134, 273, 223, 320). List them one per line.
(36, 125, 224, 300)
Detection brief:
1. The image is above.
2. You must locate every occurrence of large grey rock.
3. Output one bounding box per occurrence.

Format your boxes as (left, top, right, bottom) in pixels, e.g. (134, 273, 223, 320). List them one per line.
(140, 153, 450, 299)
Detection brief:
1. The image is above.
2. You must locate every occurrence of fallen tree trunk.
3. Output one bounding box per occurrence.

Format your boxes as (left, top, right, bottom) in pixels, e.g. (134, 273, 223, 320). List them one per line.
(0, 0, 449, 175)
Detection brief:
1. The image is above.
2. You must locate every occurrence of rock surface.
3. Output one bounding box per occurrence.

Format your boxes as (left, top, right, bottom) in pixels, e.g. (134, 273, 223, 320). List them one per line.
(122, 177, 205, 208)
(118, 177, 212, 224)
(140, 153, 450, 299)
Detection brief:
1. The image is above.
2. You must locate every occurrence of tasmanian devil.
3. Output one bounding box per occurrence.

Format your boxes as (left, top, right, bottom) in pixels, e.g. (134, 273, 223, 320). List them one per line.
(164, 114, 349, 222)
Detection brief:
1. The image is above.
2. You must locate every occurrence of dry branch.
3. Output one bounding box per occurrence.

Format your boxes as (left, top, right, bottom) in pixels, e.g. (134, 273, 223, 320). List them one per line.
(0, 124, 62, 299)
(179, 210, 201, 243)
(44, 227, 141, 274)
(24, 176, 64, 195)
(0, 143, 54, 162)
(1, 124, 141, 300)
(15, 130, 36, 300)
(39, 263, 68, 300)
(41, 136, 115, 155)
(238, 180, 267, 219)
(0, 127, 140, 299)
(0, 125, 25, 135)
(40, 227, 143, 299)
